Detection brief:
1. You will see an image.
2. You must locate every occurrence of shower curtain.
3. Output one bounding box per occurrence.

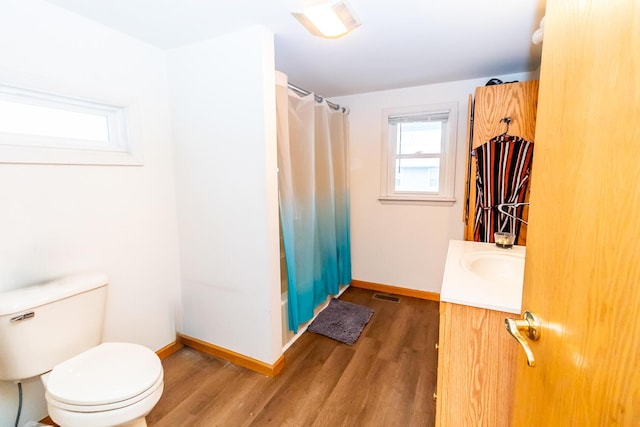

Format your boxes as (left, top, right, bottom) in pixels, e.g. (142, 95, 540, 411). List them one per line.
(275, 72, 351, 332)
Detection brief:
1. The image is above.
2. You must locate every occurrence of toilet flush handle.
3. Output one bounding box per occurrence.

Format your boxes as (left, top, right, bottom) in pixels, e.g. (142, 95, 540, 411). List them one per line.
(10, 311, 35, 322)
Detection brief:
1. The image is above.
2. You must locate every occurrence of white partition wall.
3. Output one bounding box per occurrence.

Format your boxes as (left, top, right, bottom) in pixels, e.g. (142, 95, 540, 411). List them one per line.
(167, 27, 283, 365)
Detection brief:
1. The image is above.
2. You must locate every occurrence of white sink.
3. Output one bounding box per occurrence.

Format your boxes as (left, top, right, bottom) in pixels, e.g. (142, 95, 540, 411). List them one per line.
(460, 251, 525, 283)
(441, 240, 526, 313)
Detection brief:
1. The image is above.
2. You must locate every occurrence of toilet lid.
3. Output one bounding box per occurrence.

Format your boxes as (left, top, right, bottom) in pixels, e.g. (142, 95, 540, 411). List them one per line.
(46, 342, 163, 406)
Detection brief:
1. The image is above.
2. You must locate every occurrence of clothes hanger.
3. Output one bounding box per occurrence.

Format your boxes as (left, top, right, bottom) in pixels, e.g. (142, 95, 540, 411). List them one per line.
(471, 117, 514, 156)
(497, 202, 529, 225)
(499, 117, 511, 137)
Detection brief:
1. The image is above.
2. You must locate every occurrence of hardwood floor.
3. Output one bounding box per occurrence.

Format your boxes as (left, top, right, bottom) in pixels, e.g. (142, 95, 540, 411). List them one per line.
(147, 287, 440, 427)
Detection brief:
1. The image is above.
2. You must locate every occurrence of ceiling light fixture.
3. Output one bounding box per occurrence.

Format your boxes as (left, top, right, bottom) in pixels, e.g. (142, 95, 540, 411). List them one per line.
(292, 0, 361, 39)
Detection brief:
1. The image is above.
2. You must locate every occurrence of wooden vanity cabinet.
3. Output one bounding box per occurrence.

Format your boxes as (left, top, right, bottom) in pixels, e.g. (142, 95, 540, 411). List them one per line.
(435, 302, 520, 427)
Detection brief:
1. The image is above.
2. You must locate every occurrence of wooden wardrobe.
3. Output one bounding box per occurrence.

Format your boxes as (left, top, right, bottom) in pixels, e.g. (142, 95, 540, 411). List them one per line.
(463, 80, 539, 245)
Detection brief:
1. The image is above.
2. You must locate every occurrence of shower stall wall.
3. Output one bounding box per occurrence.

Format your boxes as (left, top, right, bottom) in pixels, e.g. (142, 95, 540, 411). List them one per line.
(169, 27, 283, 368)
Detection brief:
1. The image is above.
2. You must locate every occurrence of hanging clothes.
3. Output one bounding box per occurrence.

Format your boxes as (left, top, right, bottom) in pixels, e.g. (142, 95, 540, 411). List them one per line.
(473, 134, 534, 242)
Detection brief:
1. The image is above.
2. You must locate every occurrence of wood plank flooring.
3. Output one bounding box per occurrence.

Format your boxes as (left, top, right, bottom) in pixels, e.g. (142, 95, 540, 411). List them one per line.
(147, 287, 440, 427)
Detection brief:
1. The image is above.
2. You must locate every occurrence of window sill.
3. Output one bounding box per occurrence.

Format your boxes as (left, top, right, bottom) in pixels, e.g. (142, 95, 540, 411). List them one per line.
(378, 195, 456, 206)
(0, 144, 143, 166)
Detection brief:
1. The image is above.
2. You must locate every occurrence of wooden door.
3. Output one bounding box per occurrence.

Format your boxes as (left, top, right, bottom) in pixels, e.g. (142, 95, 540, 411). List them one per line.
(510, 0, 640, 425)
(464, 81, 538, 245)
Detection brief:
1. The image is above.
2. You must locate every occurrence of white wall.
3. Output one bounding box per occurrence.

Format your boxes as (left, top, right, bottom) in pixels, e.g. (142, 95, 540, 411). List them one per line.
(0, 1, 182, 425)
(168, 27, 282, 364)
(332, 72, 537, 293)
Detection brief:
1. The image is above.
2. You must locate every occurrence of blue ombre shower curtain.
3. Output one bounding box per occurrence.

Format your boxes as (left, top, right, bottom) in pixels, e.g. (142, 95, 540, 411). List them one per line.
(275, 72, 351, 332)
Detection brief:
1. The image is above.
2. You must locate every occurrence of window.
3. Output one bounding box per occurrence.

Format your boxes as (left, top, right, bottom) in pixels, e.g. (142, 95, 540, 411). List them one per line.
(0, 85, 140, 165)
(379, 103, 457, 204)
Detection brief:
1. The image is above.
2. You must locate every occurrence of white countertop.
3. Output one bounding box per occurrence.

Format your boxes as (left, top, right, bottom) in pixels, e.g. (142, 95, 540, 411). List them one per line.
(440, 240, 526, 314)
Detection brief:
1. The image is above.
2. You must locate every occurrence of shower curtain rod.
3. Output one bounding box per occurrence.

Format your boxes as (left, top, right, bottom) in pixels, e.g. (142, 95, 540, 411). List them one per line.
(287, 82, 347, 113)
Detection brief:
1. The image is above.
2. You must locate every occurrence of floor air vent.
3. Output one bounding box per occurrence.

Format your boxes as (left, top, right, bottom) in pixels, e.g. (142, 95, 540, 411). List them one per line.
(372, 293, 401, 303)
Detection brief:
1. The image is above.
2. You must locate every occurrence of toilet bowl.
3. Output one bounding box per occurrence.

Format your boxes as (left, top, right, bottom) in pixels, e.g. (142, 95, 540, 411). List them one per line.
(0, 273, 165, 427)
(43, 343, 163, 427)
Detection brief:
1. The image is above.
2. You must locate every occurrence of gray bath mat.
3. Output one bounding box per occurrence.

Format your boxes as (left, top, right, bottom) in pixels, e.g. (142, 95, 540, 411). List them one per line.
(308, 299, 374, 345)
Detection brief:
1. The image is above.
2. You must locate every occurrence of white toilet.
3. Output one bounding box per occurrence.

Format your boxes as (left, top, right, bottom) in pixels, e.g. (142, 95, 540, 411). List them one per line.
(0, 272, 164, 427)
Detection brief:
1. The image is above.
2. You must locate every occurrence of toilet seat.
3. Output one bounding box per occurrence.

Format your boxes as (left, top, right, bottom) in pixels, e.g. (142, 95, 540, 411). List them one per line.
(45, 342, 163, 412)
(46, 383, 163, 427)
(47, 373, 163, 412)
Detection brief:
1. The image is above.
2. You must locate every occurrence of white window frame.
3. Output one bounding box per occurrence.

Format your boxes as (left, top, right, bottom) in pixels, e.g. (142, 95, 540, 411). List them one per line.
(0, 84, 140, 166)
(379, 103, 458, 205)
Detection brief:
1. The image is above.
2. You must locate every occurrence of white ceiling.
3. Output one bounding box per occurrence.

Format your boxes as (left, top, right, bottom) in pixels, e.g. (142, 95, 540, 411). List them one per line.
(43, 0, 546, 97)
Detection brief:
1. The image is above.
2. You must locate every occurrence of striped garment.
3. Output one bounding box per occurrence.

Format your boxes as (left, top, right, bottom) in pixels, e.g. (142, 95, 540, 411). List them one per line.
(473, 134, 534, 243)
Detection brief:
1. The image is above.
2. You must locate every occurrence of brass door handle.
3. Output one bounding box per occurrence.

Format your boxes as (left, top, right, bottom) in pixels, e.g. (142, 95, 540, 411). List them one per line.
(504, 311, 541, 367)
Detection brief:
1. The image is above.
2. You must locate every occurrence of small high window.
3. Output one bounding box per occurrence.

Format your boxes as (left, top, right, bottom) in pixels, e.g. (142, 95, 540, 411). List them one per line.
(379, 103, 457, 204)
(0, 85, 139, 165)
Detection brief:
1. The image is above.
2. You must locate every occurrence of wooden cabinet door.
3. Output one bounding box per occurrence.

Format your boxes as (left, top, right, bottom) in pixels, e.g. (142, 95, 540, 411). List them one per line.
(436, 302, 518, 426)
(510, 0, 640, 424)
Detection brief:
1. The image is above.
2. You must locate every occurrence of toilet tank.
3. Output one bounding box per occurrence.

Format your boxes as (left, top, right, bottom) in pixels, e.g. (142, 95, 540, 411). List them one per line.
(0, 272, 108, 381)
